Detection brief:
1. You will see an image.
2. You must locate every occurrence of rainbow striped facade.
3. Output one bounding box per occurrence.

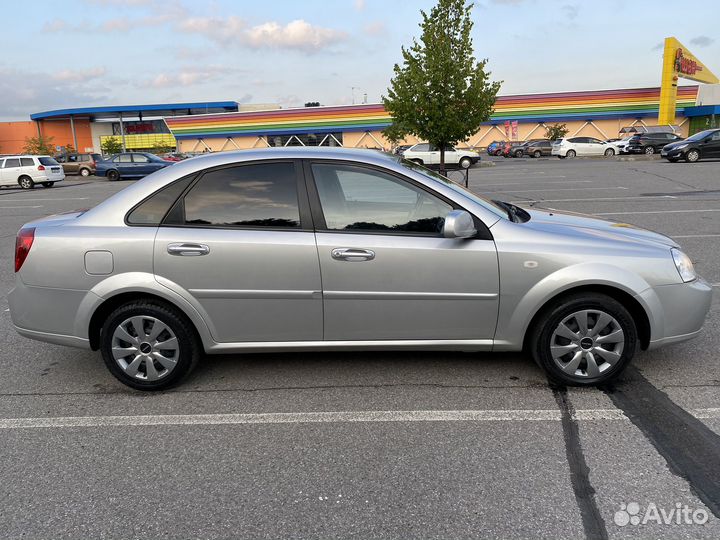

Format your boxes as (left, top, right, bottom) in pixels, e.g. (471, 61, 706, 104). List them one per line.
(165, 86, 699, 139)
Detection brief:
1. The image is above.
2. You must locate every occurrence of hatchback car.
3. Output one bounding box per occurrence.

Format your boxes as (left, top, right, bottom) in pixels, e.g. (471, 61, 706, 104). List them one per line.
(10, 148, 711, 390)
(402, 143, 480, 168)
(96, 152, 172, 181)
(0, 155, 65, 189)
(56, 153, 102, 176)
(552, 137, 619, 158)
(661, 128, 720, 162)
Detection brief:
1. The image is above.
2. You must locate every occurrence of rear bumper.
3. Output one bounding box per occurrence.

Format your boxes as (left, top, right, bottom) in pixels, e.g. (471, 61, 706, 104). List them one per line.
(13, 325, 90, 349)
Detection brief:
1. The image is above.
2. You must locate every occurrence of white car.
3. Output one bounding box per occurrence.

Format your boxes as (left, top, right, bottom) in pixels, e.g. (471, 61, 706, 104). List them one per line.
(551, 137, 619, 158)
(609, 135, 634, 154)
(0, 155, 65, 189)
(402, 143, 481, 169)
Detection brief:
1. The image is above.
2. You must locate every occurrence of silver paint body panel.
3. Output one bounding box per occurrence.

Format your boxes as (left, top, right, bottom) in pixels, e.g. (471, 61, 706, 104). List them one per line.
(8, 147, 712, 355)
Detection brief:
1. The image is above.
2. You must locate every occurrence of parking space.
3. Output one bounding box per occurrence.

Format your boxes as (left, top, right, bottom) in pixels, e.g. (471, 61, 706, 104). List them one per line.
(1, 160, 719, 538)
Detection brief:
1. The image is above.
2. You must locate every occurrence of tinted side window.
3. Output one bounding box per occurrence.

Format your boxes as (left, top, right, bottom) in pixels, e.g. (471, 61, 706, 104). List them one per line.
(127, 176, 194, 225)
(118, 154, 132, 163)
(182, 162, 300, 228)
(5, 158, 20, 167)
(568, 137, 584, 143)
(21, 158, 34, 166)
(133, 154, 149, 163)
(0, 160, 4, 168)
(39, 157, 59, 166)
(312, 163, 452, 235)
(412, 143, 430, 152)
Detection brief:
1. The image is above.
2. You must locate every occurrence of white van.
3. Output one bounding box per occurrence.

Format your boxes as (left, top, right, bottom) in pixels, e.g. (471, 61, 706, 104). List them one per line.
(0, 155, 65, 189)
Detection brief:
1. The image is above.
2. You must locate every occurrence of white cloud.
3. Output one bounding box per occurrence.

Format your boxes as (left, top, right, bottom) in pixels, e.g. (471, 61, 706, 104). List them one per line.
(53, 67, 107, 82)
(561, 4, 579, 20)
(363, 21, 386, 36)
(178, 17, 346, 53)
(354, 0, 366, 11)
(145, 65, 244, 89)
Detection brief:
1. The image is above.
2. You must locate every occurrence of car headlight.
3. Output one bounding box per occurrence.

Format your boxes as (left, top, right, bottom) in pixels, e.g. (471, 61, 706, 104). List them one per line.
(671, 248, 697, 282)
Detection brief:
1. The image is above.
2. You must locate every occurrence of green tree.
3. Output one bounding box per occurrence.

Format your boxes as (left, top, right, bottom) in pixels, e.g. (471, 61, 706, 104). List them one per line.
(545, 123, 569, 141)
(64, 143, 76, 155)
(101, 136, 123, 155)
(22, 135, 55, 155)
(383, 0, 501, 173)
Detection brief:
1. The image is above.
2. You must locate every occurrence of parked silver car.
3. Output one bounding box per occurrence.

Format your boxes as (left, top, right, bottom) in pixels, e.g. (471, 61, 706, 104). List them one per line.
(10, 148, 712, 390)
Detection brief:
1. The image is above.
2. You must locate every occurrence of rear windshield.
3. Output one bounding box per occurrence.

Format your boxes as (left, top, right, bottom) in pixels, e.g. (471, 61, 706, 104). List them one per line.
(39, 157, 60, 166)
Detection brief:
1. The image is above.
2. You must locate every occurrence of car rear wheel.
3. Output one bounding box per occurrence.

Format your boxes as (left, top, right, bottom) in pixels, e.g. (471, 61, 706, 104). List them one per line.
(107, 169, 120, 181)
(604, 148, 615, 156)
(79, 168, 91, 177)
(42, 182, 53, 188)
(566, 150, 576, 158)
(686, 149, 700, 162)
(530, 293, 637, 386)
(459, 157, 472, 169)
(533, 150, 542, 158)
(100, 300, 201, 390)
(494, 149, 503, 156)
(18, 176, 34, 189)
(644, 146, 655, 155)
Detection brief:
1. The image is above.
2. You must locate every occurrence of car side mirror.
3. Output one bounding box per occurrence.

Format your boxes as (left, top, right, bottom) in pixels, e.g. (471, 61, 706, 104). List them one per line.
(443, 210, 477, 239)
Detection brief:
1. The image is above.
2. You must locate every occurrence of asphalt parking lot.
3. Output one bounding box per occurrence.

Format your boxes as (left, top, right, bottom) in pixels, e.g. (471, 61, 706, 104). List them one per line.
(1, 157, 719, 539)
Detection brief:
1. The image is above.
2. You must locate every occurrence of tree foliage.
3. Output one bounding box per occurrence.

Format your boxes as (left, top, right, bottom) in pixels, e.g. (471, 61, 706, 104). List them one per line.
(383, 0, 501, 171)
(101, 137, 123, 155)
(22, 136, 55, 155)
(545, 123, 569, 141)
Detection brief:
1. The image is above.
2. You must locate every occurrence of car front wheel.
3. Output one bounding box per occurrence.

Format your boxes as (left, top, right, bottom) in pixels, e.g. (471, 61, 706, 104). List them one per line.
(530, 293, 637, 386)
(459, 157, 472, 169)
(100, 301, 201, 390)
(645, 146, 655, 155)
(604, 148, 615, 157)
(686, 149, 700, 162)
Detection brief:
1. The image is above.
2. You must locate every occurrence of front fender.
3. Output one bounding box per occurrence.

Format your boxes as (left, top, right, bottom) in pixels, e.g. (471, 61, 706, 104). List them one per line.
(75, 272, 216, 350)
(492, 262, 661, 351)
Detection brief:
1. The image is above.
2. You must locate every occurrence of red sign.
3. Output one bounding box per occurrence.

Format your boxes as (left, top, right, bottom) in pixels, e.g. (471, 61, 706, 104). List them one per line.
(125, 123, 155, 134)
(511, 120, 518, 140)
(674, 48, 703, 76)
(504, 121, 510, 139)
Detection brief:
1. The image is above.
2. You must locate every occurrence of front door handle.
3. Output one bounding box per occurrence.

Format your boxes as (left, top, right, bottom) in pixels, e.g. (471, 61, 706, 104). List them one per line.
(331, 248, 375, 262)
(167, 243, 210, 256)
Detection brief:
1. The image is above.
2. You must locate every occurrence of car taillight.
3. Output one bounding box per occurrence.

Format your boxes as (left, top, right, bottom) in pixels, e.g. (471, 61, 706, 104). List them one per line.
(15, 227, 35, 272)
(37, 165, 45, 171)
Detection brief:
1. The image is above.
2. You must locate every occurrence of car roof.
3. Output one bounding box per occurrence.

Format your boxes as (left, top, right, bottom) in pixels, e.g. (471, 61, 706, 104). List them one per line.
(1, 155, 49, 159)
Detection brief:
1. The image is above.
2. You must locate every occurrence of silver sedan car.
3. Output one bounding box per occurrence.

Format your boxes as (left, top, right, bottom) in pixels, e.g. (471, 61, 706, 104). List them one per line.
(10, 148, 712, 390)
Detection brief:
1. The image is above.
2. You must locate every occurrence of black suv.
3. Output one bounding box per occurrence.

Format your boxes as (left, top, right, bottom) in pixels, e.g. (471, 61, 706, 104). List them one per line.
(625, 132, 683, 155)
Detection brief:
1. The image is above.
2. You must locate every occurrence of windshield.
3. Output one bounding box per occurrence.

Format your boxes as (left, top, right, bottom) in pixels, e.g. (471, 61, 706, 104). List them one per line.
(685, 129, 716, 142)
(398, 158, 509, 219)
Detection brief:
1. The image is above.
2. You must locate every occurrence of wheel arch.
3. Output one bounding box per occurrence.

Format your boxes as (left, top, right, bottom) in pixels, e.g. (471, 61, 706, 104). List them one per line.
(521, 284, 652, 353)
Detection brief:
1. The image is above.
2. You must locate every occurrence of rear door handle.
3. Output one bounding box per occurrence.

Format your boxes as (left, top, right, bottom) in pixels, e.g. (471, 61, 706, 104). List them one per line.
(167, 243, 210, 256)
(331, 248, 375, 262)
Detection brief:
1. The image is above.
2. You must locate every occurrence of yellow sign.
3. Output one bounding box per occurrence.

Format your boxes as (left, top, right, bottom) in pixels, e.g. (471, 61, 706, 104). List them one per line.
(658, 37, 718, 125)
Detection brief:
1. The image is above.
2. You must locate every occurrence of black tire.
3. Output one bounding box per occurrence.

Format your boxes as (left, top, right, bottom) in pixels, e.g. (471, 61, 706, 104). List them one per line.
(533, 150, 542, 158)
(566, 150, 576, 158)
(514, 150, 523, 158)
(107, 169, 120, 181)
(18, 176, 35, 189)
(42, 182, 53, 188)
(100, 300, 201, 390)
(558, 155, 566, 159)
(686, 149, 700, 163)
(530, 293, 637, 386)
(494, 149, 503, 156)
(79, 168, 91, 177)
(459, 157, 472, 169)
(644, 146, 655, 155)
(604, 148, 615, 157)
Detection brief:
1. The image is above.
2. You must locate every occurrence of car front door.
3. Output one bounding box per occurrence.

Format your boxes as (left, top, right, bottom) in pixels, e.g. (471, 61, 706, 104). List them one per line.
(131, 153, 153, 175)
(586, 138, 605, 155)
(115, 154, 133, 174)
(306, 161, 499, 341)
(3, 158, 21, 185)
(153, 160, 322, 343)
(700, 131, 720, 157)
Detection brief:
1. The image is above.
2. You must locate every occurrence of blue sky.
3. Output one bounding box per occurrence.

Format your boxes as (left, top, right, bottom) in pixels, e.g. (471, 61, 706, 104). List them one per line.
(0, 0, 717, 120)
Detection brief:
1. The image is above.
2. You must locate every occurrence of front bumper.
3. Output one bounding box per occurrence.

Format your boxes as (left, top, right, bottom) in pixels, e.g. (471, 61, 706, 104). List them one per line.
(661, 147, 685, 159)
(639, 277, 713, 350)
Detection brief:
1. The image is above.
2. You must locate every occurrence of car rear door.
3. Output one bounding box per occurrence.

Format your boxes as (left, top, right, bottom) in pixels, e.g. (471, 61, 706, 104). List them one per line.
(306, 160, 499, 341)
(703, 130, 720, 157)
(153, 159, 323, 343)
(116, 154, 133, 174)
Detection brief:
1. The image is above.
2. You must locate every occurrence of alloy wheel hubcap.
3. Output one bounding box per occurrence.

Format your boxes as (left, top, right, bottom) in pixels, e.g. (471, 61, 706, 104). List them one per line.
(111, 316, 179, 381)
(550, 309, 625, 378)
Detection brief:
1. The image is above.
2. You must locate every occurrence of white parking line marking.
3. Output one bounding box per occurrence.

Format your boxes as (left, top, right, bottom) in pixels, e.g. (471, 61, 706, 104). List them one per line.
(473, 180, 590, 187)
(491, 187, 627, 194)
(0, 197, 88, 202)
(595, 209, 720, 216)
(510, 195, 677, 203)
(0, 205, 42, 209)
(672, 234, 720, 239)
